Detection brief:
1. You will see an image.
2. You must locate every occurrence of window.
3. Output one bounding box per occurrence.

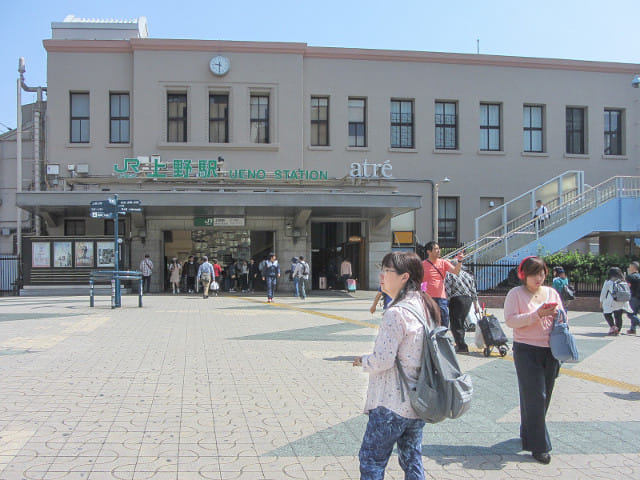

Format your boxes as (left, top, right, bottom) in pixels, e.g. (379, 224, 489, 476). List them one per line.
(391, 100, 414, 148)
(310, 97, 329, 146)
(70, 93, 90, 143)
(104, 219, 126, 236)
(566, 107, 586, 154)
(209, 94, 229, 143)
(109, 93, 130, 144)
(480, 103, 501, 151)
(604, 109, 623, 155)
(523, 105, 544, 152)
(167, 93, 187, 142)
(435, 101, 458, 150)
(64, 219, 85, 236)
(250, 95, 269, 143)
(348, 98, 367, 147)
(438, 197, 458, 247)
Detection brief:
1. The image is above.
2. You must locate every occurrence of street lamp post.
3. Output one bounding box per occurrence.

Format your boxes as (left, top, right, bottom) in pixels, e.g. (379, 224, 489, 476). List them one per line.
(433, 177, 451, 243)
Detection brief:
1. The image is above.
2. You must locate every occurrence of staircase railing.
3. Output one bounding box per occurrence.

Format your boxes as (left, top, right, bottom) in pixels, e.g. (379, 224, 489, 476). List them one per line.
(447, 176, 640, 264)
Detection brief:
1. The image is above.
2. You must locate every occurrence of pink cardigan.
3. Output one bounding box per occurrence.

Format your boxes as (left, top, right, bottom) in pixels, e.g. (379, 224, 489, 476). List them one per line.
(504, 286, 563, 348)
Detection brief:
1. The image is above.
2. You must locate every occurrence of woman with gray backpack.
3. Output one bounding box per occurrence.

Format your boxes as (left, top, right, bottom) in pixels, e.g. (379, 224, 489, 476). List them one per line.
(599, 266, 633, 336)
(352, 252, 441, 480)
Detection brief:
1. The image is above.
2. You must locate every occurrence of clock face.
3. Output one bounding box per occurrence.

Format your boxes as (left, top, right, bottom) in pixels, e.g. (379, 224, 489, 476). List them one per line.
(209, 55, 230, 76)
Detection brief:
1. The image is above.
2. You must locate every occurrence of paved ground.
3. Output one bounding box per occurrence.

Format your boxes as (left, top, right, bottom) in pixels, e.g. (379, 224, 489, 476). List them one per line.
(0, 290, 638, 479)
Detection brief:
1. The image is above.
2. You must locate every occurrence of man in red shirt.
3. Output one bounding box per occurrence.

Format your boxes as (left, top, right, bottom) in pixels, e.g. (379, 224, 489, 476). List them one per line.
(422, 241, 463, 327)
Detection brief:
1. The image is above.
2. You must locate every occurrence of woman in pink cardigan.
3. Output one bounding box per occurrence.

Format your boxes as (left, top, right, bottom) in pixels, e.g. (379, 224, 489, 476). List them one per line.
(504, 256, 563, 465)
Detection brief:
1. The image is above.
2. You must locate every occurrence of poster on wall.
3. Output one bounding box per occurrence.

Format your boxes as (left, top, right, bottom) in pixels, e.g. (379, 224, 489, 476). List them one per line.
(32, 242, 50, 268)
(75, 241, 94, 267)
(53, 242, 72, 268)
(97, 242, 115, 267)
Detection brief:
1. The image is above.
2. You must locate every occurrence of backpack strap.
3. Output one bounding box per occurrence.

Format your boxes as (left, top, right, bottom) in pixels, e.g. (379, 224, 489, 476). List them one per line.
(393, 300, 430, 402)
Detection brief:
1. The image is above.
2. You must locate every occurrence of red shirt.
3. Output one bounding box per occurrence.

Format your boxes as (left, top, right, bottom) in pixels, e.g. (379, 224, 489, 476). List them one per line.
(213, 263, 222, 277)
(422, 258, 455, 298)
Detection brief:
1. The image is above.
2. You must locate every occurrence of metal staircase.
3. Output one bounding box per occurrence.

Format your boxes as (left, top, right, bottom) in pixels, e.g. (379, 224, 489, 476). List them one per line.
(447, 175, 640, 290)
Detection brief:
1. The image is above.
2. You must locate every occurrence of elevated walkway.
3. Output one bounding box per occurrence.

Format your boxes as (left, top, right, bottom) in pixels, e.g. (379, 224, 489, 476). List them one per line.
(448, 176, 640, 290)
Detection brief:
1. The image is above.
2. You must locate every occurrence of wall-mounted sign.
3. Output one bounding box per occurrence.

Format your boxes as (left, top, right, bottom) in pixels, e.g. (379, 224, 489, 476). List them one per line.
(348, 236, 362, 243)
(194, 217, 245, 227)
(114, 157, 328, 181)
(350, 159, 392, 179)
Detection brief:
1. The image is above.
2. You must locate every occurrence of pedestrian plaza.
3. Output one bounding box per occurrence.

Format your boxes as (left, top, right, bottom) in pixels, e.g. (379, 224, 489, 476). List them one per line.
(0, 292, 638, 479)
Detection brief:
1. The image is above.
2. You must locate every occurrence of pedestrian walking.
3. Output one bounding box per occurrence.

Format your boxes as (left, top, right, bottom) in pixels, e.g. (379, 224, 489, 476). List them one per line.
(197, 256, 215, 299)
(239, 260, 250, 292)
(599, 267, 633, 336)
(340, 258, 352, 290)
(139, 254, 153, 294)
(353, 251, 440, 480)
(551, 266, 571, 310)
(533, 199, 549, 230)
(184, 256, 197, 293)
(212, 258, 223, 289)
(626, 261, 640, 335)
(248, 258, 260, 292)
(445, 263, 479, 353)
(262, 253, 281, 303)
(288, 257, 299, 295)
(421, 241, 463, 328)
(168, 257, 182, 294)
(293, 255, 310, 299)
(504, 256, 563, 465)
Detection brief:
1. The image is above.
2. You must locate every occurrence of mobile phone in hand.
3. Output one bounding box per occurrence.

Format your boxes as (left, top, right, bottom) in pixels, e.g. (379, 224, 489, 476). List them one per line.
(541, 303, 557, 309)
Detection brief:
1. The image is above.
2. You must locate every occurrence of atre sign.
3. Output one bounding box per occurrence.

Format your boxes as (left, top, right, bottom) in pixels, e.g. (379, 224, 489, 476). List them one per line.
(349, 159, 392, 179)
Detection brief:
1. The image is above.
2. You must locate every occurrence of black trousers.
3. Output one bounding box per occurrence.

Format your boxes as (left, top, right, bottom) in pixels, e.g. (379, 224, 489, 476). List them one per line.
(448, 295, 472, 349)
(513, 342, 560, 454)
(142, 275, 151, 293)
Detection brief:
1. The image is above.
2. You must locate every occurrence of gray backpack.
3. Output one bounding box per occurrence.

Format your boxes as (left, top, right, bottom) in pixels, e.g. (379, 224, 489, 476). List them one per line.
(395, 301, 473, 423)
(611, 280, 631, 302)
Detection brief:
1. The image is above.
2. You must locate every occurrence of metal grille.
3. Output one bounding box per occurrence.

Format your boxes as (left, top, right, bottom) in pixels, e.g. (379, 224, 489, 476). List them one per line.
(0, 255, 20, 295)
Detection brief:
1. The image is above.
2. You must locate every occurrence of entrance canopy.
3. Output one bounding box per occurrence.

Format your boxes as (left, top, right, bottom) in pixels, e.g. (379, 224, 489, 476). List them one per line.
(17, 190, 421, 226)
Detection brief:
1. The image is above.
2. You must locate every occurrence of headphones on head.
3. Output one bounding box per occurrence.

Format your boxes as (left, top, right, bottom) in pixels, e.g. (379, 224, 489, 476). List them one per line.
(517, 256, 536, 280)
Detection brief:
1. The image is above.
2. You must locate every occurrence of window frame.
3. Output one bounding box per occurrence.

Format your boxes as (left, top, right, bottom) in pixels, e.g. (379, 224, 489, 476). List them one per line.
(167, 92, 188, 143)
(64, 219, 86, 236)
(209, 93, 229, 143)
(566, 107, 586, 154)
(348, 97, 367, 147)
(310, 96, 330, 146)
(438, 197, 459, 248)
(109, 92, 130, 144)
(604, 108, 623, 156)
(523, 104, 544, 153)
(250, 94, 270, 144)
(390, 99, 414, 149)
(70, 92, 90, 143)
(479, 103, 501, 151)
(435, 101, 458, 150)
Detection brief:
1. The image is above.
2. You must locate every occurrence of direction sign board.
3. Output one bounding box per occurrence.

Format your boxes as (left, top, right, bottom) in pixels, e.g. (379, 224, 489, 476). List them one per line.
(119, 206, 143, 213)
(90, 200, 114, 208)
(118, 200, 141, 206)
(90, 212, 114, 219)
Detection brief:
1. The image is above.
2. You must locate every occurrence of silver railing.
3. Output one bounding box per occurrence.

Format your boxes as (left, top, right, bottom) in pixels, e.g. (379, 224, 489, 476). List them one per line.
(447, 176, 640, 264)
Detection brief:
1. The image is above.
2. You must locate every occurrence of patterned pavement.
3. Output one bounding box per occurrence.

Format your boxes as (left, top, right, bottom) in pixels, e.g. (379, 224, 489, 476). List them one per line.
(0, 291, 638, 479)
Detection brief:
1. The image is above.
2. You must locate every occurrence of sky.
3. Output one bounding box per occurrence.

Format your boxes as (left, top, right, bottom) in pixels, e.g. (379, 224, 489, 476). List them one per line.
(2, 0, 639, 132)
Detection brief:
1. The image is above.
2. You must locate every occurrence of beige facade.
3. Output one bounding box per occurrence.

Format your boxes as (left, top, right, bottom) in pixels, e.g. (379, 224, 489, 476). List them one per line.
(10, 17, 640, 291)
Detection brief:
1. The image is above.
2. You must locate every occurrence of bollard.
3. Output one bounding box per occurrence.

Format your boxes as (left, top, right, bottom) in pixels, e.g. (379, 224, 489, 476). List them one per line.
(90, 280, 94, 307)
(139, 277, 143, 307)
(111, 279, 116, 309)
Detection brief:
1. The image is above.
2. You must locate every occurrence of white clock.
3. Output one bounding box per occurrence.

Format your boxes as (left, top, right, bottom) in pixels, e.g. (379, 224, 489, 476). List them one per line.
(209, 55, 230, 76)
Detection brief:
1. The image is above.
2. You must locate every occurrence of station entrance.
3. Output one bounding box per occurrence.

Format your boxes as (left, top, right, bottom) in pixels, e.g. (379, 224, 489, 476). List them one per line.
(162, 229, 274, 290)
(311, 222, 364, 290)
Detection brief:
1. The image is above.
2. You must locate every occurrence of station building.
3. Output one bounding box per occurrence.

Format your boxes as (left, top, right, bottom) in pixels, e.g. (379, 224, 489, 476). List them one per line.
(8, 15, 640, 292)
